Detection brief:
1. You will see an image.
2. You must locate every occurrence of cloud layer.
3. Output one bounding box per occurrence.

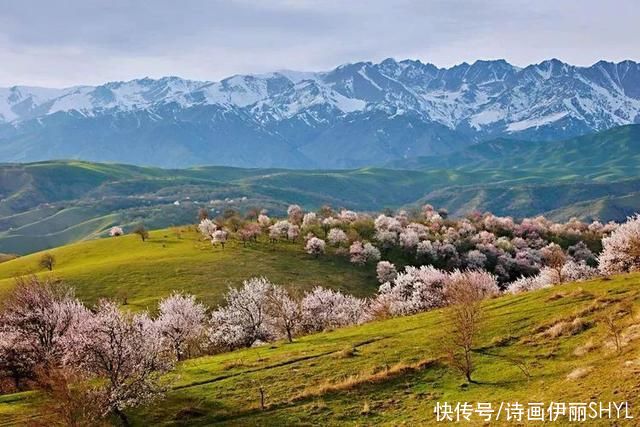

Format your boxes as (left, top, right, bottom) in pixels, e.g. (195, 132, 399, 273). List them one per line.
(0, 0, 637, 87)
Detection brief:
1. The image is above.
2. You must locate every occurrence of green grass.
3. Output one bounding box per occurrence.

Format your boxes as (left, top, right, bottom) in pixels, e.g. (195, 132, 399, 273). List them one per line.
(0, 227, 377, 309)
(1, 272, 639, 425)
(3, 127, 640, 256)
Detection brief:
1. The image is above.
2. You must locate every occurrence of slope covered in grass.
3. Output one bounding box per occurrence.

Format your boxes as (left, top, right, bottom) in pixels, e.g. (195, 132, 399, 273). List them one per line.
(1, 273, 639, 425)
(0, 228, 377, 309)
(391, 124, 640, 174)
(3, 125, 640, 256)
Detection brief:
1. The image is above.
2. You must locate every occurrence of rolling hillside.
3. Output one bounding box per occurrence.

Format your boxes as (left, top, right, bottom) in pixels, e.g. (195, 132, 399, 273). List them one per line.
(0, 227, 377, 309)
(1, 270, 638, 425)
(2, 125, 640, 254)
(390, 124, 640, 175)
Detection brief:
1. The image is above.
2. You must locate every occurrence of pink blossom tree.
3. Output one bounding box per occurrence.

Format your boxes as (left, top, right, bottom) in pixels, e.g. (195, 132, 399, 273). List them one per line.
(0, 276, 88, 372)
(67, 300, 174, 425)
(109, 226, 124, 237)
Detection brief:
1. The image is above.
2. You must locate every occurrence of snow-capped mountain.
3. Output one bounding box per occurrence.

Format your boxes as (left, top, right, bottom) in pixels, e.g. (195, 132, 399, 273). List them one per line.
(1, 58, 639, 168)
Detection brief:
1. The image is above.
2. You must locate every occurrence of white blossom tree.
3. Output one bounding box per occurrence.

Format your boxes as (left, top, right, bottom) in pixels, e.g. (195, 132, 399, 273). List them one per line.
(287, 204, 304, 225)
(376, 261, 397, 284)
(327, 228, 348, 246)
(212, 229, 228, 249)
(156, 293, 207, 361)
(305, 237, 326, 257)
(208, 278, 274, 349)
(300, 287, 367, 332)
(599, 214, 640, 275)
(302, 212, 319, 228)
(198, 218, 218, 240)
(266, 285, 301, 343)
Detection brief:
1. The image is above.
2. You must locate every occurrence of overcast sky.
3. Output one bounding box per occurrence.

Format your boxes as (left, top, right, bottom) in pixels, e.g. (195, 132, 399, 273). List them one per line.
(0, 0, 638, 87)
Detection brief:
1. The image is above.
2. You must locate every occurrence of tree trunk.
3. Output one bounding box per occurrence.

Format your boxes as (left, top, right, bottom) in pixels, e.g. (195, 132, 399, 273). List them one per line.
(114, 409, 130, 427)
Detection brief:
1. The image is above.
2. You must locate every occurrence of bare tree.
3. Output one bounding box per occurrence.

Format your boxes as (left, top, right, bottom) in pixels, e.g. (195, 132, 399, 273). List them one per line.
(443, 272, 495, 382)
(39, 253, 56, 271)
(601, 312, 624, 354)
(133, 224, 149, 242)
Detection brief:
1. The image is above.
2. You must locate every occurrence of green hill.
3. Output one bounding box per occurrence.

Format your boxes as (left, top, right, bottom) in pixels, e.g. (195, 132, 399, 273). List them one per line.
(1, 270, 639, 425)
(390, 124, 640, 175)
(2, 125, 640, 255)
(0, 227, 377, 309)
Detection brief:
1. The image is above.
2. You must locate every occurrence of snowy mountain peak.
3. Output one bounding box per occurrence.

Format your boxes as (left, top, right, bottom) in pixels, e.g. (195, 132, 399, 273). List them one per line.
(0, 58, 639, 169)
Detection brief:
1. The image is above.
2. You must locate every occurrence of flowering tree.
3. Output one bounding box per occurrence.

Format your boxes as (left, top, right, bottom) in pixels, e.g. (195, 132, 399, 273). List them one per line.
(212, 229, 228, 249)
(349, 241, 380, 265)
(266, 285, 301, 343)
(198, 219, 217, 240)
(327, 228, 348, 246)
(269, 220, 291, 242)
(305, 237, 326, 257)
(540, 243, 567, 283)
(238, 223, 261, 245)
(109, 226, 124, 237)
(287, 204, 304, 225)
(287, 224, 300, 242)
(337, 210, 358, 224)
(208, 278, 274, 349)
(156, 293, 207, 360)
(302, 212, 319, 228)
(0, 276, 87, 373)
(599, 214, 640, 275)
(257, 214, 271, 229)
(0, 329, 36, 390)
(399, 230, 420, 252)
(300, 287, 367, 332)
(374, 266, 448, 316)
(67, 300, 174, 425)
(464, 250, 487, 270)
(349, 241, 366, 265)
(376, 261, 398, 284)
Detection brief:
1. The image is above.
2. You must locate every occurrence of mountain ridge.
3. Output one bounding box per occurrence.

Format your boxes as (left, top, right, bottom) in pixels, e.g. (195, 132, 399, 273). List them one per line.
(1, 58, 639, 168)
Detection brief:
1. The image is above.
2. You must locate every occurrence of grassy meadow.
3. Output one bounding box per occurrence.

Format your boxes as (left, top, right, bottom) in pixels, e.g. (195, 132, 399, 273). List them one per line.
(0, 227, 377, 310)
(0, 270, 638, 425)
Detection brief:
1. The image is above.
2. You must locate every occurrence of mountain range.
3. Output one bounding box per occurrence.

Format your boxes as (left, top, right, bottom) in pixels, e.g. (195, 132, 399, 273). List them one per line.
(1, 58, 639, 168)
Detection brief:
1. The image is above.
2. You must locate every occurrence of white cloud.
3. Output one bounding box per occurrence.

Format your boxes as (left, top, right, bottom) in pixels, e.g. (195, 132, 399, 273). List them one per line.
(0, 0, 637, 87)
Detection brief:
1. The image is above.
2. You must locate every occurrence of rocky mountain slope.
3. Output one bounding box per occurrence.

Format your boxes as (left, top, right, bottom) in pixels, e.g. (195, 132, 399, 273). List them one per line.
(1, 59, 639, 168)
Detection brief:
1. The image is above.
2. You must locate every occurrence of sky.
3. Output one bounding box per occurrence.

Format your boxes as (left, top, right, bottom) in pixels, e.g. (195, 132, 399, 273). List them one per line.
(0, 0, 638, 87)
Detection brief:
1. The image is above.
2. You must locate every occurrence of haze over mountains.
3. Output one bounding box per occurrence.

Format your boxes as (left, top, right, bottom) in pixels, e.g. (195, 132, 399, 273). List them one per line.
(1, 58, 639, 168)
